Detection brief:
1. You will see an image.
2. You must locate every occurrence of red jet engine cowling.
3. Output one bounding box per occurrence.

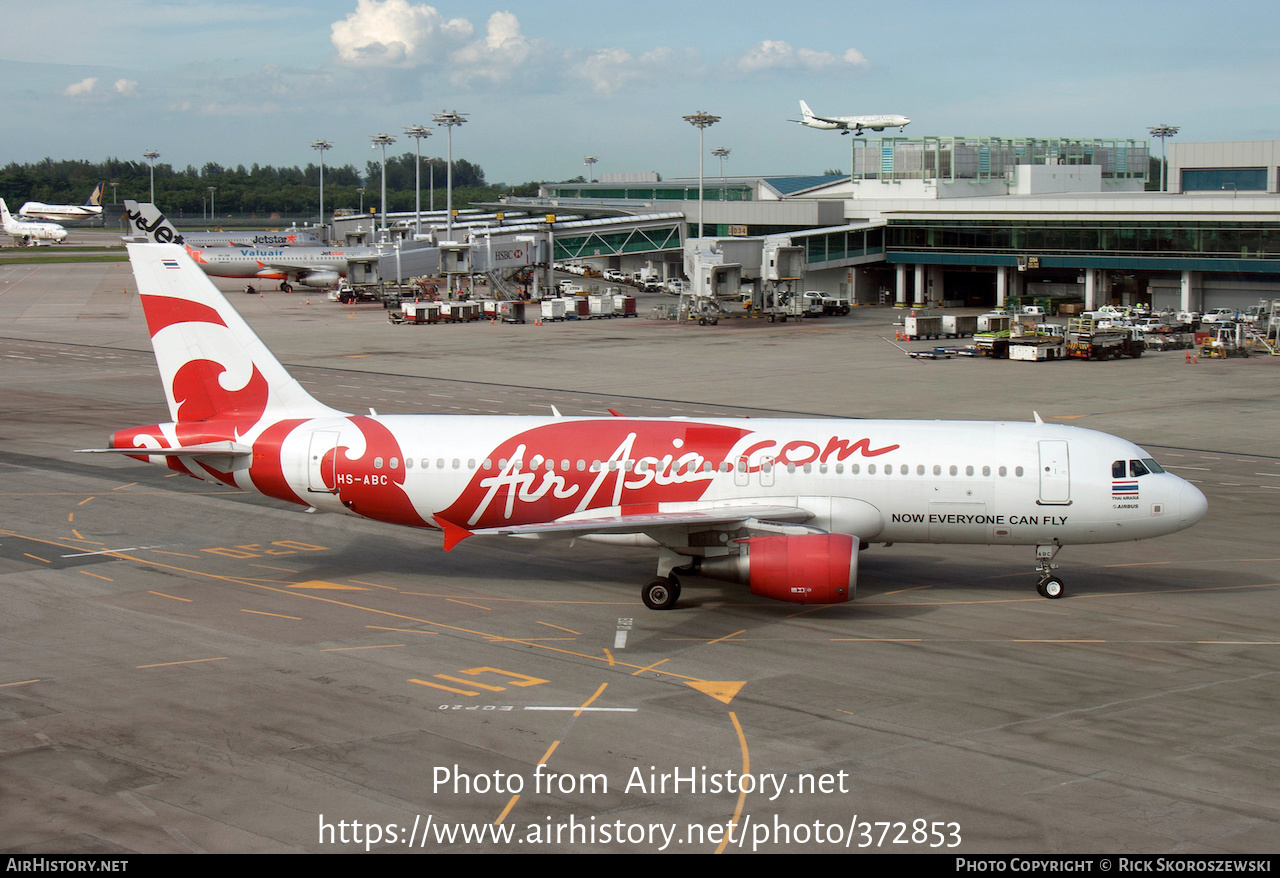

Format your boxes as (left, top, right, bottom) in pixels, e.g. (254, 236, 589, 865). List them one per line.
(700, 533, 857, 604)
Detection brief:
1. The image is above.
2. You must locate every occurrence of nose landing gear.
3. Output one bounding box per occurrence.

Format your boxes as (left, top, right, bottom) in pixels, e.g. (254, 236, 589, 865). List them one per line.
(1034, 543, 1064, 598)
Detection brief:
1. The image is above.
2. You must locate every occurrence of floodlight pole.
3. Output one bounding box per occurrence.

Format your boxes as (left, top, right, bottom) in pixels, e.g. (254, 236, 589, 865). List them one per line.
(583, 155, 597, 183)
(1147, 124, 1180, 192)
(433, 110, 469, 242)
(370, 133, 396, 239)
(311, 139, 332, 230)
(683, 111, 720, 238)
(404, 125, 432, 237)
(143, 151, 160, 204)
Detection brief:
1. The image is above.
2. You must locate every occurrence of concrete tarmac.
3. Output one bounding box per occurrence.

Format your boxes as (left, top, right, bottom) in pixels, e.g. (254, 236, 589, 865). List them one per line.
(1, 259, 1277, 853)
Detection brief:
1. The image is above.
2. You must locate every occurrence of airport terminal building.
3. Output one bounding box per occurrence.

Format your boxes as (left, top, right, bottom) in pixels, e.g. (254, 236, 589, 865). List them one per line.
(521, 137, 1280, 314)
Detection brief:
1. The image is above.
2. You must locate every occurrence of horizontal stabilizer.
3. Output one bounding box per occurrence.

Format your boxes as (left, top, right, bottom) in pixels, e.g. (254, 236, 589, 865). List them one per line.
(77, 440, 253, 457)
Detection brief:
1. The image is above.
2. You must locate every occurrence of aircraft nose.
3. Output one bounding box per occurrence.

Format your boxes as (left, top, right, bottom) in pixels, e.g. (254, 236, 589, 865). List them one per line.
(1178, 480, 1208, 527)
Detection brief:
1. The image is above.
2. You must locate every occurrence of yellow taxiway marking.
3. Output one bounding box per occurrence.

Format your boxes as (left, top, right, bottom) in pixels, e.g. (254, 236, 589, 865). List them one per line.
(630, 658, 669, 676)
(251, 563, 295, 572)
(77, 497, 94, 506)
(496, 740, 563, 826)
(112, 482, 137, 491)
(240, 609, 302, 620)
(446, 598, 492, 610)
(288, 580, 367, 590)
(80, 571, 113, 582)
(367, 625, 435, 635)
(574, 682, 608, 717)
(687, 681, 745, 706)
(435, 675, 505, 692)
(152, 550, 199, 558)
(23, 553, 50, 563)
(706, 629, 747, 645)
(409, 678, 478, 696)
(149, 591, 191, 602)
(1, 679, 40, 688)
(320, 644, 406, 651)
(348, 579, 397, 590)
(67, 513, 73, 522)
(137, 657, 227, 669)
(536, 621, 581, 635)
(716, 712, 750, 855)
(602, 648, 615, 666)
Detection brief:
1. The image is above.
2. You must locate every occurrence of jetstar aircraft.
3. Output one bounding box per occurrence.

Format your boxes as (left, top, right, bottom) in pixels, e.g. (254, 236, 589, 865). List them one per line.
(122, 200, 324, 248)
(792, 100, 910, 136)
(81, 244, 1208, 609)
(1, 198, 68, 246)
(122, 200, 375, 289)
(19, 182, 104, 223)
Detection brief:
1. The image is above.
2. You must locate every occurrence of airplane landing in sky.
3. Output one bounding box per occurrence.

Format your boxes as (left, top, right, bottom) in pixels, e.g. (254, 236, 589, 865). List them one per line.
(81, 244, 1207, 610)
(1, 198, 68, 246)
(793, 100, 910, 135)
(19, 182, 105, 223)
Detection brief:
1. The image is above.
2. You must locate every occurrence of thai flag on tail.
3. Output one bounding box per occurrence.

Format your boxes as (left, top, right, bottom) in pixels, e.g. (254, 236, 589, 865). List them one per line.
(162, 259, 180, 270)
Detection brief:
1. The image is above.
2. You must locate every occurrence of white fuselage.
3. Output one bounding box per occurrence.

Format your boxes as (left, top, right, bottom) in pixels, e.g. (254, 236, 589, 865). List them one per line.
(132, 414, 1204, 550)
(18, 202, 102, 223)
(186, 244, 380, 285)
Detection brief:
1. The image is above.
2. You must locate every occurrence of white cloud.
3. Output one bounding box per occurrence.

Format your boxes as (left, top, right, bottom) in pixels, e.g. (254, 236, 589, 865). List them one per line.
(737, 40, 870, 74)
(574, 46, 694, 97)
(114, 79, 138, 96)
(62, 77, 97, 97)
(330, 0, 473, 67)
(448, 11, 532, 85)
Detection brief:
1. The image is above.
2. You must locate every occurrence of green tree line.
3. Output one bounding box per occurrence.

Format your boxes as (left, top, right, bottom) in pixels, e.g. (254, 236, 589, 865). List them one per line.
(0, 156, 542, 218)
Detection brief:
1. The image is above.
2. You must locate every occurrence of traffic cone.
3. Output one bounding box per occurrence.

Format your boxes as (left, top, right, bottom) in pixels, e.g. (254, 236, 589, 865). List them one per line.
(1185, 349, 1191, 364)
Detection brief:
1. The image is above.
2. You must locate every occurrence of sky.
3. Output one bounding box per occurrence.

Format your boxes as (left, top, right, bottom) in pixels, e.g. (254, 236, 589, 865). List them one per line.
(5, 0, 1279, 187)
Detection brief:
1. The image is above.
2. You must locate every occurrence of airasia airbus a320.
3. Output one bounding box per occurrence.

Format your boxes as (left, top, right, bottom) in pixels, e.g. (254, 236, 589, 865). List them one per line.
(82, 244, 1207, 609)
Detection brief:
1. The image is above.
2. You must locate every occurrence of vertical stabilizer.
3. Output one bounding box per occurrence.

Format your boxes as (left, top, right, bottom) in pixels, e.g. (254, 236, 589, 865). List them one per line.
(126, 243, 340, 425)
(87, 182, 105, 207)
(123, 200, 185, 244)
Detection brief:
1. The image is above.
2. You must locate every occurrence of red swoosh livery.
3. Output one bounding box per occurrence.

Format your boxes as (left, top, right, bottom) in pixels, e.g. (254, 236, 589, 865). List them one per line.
(83, 245, 1208, 610)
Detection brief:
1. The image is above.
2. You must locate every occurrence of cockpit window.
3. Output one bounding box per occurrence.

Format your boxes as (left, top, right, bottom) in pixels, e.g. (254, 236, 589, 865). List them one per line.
(1141, 458, 1165, 474)
(1112, 460, 1126, 478)
(1129, 459, 1149, 477)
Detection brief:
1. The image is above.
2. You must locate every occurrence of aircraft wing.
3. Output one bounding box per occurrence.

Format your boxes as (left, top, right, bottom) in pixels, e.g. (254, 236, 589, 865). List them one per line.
(436, 504, 817, 551)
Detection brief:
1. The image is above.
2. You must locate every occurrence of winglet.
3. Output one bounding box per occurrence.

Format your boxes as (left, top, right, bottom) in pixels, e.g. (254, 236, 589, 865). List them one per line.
(434, 515, 473, 552)
(607, 408, 625, 417)
(1033, 411, 1044, 424)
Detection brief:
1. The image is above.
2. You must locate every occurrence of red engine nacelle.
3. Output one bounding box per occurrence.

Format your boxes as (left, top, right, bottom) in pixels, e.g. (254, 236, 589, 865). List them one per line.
(699, 533, 857, 604)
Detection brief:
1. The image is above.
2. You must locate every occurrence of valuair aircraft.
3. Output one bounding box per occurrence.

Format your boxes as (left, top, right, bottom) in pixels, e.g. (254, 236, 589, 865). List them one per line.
(83, 244, 1208, 609)
(122, 200, 324, 248)
(19, 182, 105, 223)
(1, 198, 68, 246)
(793, 100, 910, 136)
(122, 200, 377, 289)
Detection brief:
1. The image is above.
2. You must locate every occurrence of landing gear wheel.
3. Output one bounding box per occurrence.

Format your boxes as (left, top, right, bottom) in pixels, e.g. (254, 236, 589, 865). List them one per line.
(642, 576, 680, 610)
(1039, 577, 1064, 599)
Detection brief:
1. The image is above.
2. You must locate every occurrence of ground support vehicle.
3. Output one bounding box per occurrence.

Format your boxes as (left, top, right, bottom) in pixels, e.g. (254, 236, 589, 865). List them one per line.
(1066, 319, 1143, 359)
(540, 299, 567, 322)
(941, 314, 978, 337)
(904, 313, 944, 340)
(1009, 336, 1068, 361)
(389, 301, 442, 325)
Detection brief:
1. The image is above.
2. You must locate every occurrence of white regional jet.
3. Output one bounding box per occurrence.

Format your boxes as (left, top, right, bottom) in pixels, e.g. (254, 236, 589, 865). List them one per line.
(19, 182, 105, 223)
(83, 244, 1208, 609)
(793, 100, 910, 136)
(123, 200, 378, 289)
(1, 198, 68, 246)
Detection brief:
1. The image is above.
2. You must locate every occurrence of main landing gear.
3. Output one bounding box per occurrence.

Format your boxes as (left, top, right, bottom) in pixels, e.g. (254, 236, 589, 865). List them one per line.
(1034, 543, 1064, 599)
(642, 575, 681, 610)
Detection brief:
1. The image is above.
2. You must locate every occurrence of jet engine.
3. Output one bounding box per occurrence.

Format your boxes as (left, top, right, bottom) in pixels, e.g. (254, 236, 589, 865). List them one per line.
(698, 533, 857, 604)
(298, 269, 341, 288)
